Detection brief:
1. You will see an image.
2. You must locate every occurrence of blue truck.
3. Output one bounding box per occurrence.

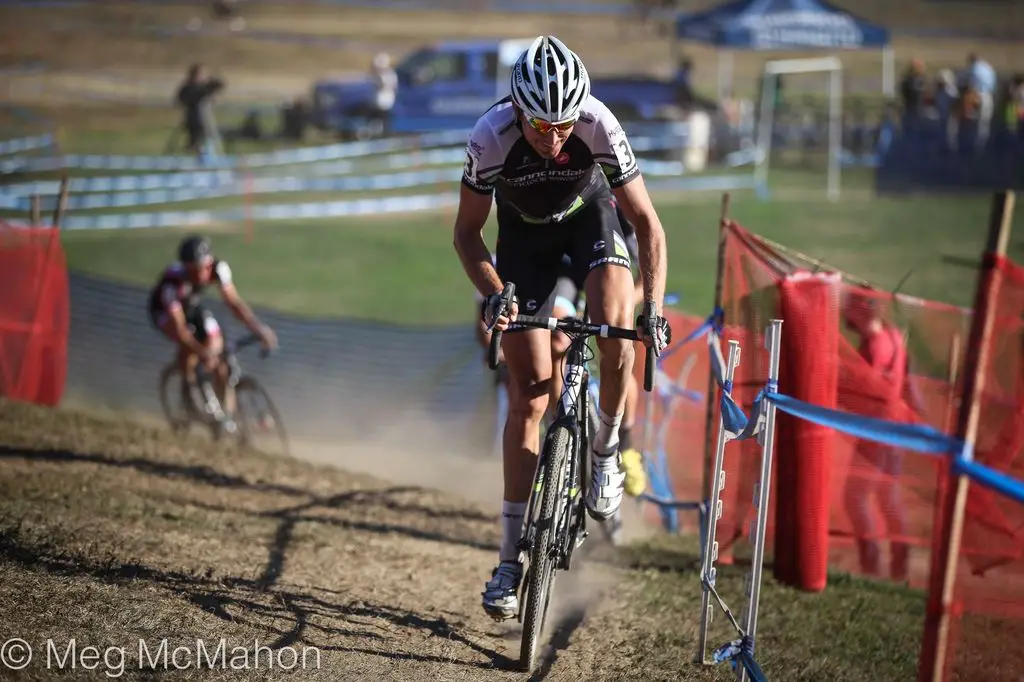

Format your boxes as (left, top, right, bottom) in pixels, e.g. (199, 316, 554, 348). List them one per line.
(310, 39, 697, 139)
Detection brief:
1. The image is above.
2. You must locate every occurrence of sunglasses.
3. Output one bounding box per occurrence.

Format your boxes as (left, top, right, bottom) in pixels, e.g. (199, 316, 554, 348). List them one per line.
(524, 115, 577, 135)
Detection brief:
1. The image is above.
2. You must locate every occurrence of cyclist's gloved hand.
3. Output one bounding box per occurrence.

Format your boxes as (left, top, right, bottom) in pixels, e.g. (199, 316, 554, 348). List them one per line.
(482, 290, 518, 332)
(638, 301, 672, 356)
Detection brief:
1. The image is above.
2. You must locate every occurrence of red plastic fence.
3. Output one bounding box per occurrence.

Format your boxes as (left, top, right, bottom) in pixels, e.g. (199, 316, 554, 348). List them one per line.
(718, 221, 970, 591)
(0, 223, 69, 406)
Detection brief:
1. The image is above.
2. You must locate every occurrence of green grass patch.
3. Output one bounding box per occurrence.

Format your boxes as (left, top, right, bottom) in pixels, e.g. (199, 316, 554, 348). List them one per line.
(615, 535, 927, 682)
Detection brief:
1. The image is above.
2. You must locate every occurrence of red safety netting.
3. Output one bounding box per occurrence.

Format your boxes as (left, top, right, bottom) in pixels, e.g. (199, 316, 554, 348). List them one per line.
(632, 311, 710, 534)
(717, 221, 972, 591)
(939, 253, 1024, 681)
(0, 222, 69, 406)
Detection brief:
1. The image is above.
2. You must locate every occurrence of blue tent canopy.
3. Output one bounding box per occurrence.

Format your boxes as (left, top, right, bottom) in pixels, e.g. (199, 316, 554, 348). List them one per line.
(676, 0, 890, 50)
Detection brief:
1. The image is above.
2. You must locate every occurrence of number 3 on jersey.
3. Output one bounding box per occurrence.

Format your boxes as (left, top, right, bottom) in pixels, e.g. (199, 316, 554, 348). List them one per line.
(464, 152, 478, 182)
(614, 139, 636, 172)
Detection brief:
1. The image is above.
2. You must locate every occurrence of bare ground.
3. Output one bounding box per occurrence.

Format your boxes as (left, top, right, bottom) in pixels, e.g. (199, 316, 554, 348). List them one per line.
(0, 398, 681, 681)
(4, 388, 1010, 681)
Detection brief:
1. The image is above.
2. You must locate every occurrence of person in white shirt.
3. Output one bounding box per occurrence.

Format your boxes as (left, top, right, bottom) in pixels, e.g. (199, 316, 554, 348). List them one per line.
(371, 52, 398, 117)
(967, 52, 997, 147)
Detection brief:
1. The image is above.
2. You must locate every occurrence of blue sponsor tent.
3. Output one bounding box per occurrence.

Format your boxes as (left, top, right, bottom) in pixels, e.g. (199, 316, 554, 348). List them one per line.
(675, 0, 894, 97)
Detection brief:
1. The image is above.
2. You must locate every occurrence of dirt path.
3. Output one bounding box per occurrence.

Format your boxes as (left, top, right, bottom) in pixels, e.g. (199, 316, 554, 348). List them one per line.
(0, 399, 656, 681)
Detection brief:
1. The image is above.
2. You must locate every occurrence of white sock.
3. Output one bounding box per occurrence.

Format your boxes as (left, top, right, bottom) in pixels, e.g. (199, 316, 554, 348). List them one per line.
(499, 500, 527, 563)
(593, 407, 623, 457)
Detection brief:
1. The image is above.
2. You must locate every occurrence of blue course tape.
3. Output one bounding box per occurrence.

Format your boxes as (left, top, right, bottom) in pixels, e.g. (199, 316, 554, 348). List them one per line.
(12, 168, 463, 212)
(0, 171, 753, 221)
(0, 147, 466, 197)
(729, 385, 1024, 505)
(0, 129, 685, 175)
(0, 155, 713, 212)
(953, 457, 1024, 506)
(0, 134, 54, 157)
(0, 129, 472, 173)
(1, 170, 239, 197)
(47, 192, 460, 230)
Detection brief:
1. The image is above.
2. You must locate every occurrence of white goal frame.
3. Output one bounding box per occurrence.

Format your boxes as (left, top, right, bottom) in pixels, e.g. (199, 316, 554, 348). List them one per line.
(754, 57, 843, 202)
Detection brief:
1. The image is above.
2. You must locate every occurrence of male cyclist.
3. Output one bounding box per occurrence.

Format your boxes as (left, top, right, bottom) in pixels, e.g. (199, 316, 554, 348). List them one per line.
(147, 235, 277, 431)
(453, 35, 671, 621)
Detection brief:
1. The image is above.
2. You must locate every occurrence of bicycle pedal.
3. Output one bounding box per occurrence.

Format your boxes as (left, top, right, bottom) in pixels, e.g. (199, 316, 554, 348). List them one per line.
(575, 530, 589, 549)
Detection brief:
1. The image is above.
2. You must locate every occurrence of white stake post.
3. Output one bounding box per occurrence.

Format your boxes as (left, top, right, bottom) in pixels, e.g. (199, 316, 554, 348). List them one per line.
(738, 319, 783, 681)
(697, 338, 741, 664)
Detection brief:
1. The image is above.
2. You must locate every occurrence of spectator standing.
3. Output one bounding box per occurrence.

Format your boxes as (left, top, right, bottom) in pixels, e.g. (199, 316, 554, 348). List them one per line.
(934, 69, 960, 149)
(966, 52, 997, 147)
(899, 58, 927, 133)
(840, 291, 926, 583)
(370, 53, 398, 122)
(176, 64, 225, 160)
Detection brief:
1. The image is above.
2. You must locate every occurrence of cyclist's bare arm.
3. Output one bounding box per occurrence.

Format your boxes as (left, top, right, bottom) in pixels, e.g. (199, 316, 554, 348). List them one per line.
(454, 185, 502, 297)
(612, 175, 667, 311)
(220, 284, 260, 332)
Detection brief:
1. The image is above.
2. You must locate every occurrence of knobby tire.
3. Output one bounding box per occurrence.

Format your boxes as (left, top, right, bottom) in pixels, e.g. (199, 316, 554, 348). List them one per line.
(520, 423, 572, 672)
(236, 376, 290, 457)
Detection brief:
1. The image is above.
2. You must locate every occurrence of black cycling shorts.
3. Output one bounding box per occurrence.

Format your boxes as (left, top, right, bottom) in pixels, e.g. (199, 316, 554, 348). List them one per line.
(495, 193, 633, 317)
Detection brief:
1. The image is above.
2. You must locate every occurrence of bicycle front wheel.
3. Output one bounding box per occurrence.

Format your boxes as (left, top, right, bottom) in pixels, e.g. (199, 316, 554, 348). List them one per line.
(235, 376, 290, 457)
(520, 423, 572, 672)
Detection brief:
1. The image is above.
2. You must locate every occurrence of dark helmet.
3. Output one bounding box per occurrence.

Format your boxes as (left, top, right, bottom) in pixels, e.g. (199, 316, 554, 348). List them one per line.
(178, 235, 212, 264)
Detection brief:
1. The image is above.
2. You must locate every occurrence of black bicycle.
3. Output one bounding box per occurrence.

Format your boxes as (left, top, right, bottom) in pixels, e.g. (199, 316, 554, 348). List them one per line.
(159, 332, 289, 457)
(487, 282, 656, 672)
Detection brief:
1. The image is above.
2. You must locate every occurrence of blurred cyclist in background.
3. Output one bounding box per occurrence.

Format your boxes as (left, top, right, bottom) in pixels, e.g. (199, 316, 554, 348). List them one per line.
(147, 235, 277, 432)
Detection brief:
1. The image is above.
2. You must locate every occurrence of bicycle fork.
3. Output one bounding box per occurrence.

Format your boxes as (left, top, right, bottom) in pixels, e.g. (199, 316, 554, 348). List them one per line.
(551, 343, 590, 569)
(514, 345, 590, 622)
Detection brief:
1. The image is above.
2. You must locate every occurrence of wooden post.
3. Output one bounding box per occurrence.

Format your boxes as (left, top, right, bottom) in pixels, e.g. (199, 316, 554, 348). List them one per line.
(51, 174, 70, 228)
(30, 195, 41, 225)
(701, 192, 731, 503)
(918, 191, 1015, 682)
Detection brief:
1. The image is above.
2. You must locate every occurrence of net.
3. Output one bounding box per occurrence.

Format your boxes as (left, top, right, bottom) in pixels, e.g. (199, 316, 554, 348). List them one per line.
(632, 311, 711, 534)
(0, 222, 69, 407)
(942, 254, 1024, 681)
(719, 220, 971, 590)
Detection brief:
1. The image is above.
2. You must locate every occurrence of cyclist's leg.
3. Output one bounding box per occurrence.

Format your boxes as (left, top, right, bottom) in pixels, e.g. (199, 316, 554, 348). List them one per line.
(616, 226, 647, 496)
(569, 196, 636, 520)
(481, 211, 562, 619)
(193, 307, 233, 420)
(153, 307, 201, 408)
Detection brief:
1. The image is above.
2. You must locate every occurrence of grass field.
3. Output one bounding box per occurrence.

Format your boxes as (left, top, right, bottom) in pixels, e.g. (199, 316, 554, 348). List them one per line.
(56, 176, 1024, 324)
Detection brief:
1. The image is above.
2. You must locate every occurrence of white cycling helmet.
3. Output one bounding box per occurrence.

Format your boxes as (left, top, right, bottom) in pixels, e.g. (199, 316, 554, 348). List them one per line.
(510, 35, 591, 124)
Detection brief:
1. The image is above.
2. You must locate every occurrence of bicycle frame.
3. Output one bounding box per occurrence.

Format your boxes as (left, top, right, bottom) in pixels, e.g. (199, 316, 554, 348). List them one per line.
(516, 324, 593, 583)
(191, 333, 265, 428)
